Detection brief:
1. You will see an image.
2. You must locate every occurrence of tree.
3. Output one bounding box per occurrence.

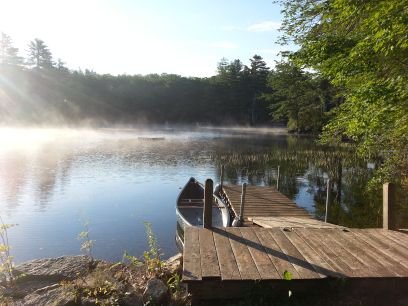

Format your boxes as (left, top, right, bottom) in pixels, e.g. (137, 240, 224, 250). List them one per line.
(216, 58, 243, 86)
(0, 33, 22, 66)
(27, 38, 54, 69)
(246, 55, 270, 125)
(277, 0, 408, 184)
(266, 61, 335, 133)
(57, 58, 69, 72)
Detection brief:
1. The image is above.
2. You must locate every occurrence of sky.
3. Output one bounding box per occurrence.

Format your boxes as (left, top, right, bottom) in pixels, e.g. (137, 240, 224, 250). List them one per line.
(0, 0, 293, 77)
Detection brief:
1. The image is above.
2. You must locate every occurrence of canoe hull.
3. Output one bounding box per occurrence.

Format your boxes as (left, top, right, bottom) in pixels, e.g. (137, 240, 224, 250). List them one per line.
(175, 177, 230, 249)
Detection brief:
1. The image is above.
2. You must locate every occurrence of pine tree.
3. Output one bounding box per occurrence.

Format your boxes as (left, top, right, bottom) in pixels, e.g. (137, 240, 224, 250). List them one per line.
(247, 55, 270, 125)
(0, 33, 22, 66)
(27, 38, 54, 69)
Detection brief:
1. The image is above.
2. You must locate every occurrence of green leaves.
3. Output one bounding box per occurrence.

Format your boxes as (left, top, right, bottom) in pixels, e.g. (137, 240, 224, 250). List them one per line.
(0, 217, 16, 282)
(279, 0, 408, 185)
(77, 222, 95, 262)
(266, 61, 335, 133)
(283, 270, 292, 280)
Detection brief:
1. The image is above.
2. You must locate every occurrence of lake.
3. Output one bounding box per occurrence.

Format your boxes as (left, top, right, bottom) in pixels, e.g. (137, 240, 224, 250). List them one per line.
(0, 127, 386, 263)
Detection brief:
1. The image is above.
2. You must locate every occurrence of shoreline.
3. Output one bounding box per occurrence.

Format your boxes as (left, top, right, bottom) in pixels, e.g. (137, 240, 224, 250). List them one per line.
(1, 253, 185, 305)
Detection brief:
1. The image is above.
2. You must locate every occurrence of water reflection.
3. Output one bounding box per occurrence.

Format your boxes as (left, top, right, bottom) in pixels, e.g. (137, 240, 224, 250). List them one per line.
(0, 127, 405, 264)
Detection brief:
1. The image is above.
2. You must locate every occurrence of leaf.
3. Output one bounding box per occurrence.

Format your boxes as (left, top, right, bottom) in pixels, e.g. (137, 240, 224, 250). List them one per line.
(283, 270, 292, 281)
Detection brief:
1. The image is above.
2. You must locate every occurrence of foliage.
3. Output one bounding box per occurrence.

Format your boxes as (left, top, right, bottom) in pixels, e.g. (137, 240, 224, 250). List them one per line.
(78, 221, 95, 262)
(122, 251, 143, 267)
(167, 273, 182, 294)
(277, 0, 408, 184)
(0, 217, 16, 282)
(63, 268, 122, 306)
(283, 270, 292, 281)
(27, 38, 54, 69)
(0, 33, 22, 67)
(266, 61, 338, 133)
(143, 222, 164, 276)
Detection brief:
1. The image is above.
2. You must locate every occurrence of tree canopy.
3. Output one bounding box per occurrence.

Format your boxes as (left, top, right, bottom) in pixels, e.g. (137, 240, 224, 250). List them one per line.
(0, 33, 22, 66)
(277, 0, 408, 184)
(27, 38, 54, 69)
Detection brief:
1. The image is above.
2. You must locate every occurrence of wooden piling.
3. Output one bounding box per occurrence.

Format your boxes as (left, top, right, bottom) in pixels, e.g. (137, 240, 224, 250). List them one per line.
(276, 166, 280, 190)
(239, 183, 247, 222)
(220, 165, 224, 189)
(325, 179, 330, 223)
(204, 179, 213, 228)
(383, 182, 396, 230)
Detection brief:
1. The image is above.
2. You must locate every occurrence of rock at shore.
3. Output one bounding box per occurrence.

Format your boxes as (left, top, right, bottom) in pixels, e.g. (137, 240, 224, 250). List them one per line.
(1, 254, 186, 305)
(20, 286, 76, 306)
(143, 277, 169, 304)
(15, 255, 92, 280)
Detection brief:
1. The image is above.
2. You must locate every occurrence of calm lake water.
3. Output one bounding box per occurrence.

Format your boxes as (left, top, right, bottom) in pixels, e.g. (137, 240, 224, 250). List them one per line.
(0, 127, 387, 263)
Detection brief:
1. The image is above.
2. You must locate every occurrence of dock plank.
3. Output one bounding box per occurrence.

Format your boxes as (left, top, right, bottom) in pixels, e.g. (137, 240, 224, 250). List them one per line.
(222, 185, 311, 220)
(199, 228, 220, 279)
(347, 229, 408, 276)
(294, 228, 356, 276)
(268, 228, 319, 279)
(212, 227, 241, 280)
(281, 228, 343, 278)
(254, 227, 301, 279)
(250, 217, 335, 228)
(305, 229, 372, 273)
(323, 229, 397, 277)
(352, 229, 408, 269)
(378, 229, 408, 248)
(226, 227, 261, 280)
(183, 227, 408, 285)
(183, 227, 202, 281)
(239, 228, 280, 279)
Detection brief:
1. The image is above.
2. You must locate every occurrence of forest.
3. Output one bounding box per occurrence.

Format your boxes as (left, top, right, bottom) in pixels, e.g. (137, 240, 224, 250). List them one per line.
(0, 35, 337, 131)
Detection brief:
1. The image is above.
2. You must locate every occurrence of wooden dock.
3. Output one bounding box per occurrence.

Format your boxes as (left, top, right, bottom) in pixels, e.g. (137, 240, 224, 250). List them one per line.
(182, 183, 408, 302)
(183, 227, 408, 300)
(248, 216, 346, 229)
(220, 185, 312, 221)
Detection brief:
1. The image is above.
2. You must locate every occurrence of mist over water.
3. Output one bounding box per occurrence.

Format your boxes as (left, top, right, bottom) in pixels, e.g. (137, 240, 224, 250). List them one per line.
(0, 126, 384, 263)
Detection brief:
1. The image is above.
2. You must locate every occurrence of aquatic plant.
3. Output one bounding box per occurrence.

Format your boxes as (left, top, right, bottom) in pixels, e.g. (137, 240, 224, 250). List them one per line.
(0, 217, 16, 282)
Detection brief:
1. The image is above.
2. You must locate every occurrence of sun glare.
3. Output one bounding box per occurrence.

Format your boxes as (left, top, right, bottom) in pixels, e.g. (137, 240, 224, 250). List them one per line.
(0, 128, 88, 153)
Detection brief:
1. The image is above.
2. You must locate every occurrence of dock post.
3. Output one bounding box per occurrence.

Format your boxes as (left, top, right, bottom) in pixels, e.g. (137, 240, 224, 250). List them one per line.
(276, 166, 280, 190)
(325, 179, 330, 223)
(220, 165, 224, 189)
(239, 183, 247, 222)
(204, 179, 213, 228)
(383, 182, 396, 230)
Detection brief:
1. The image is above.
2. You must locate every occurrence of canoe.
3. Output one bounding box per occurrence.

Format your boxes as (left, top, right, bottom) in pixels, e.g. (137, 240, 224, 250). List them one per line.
(175, 177, 230, 249)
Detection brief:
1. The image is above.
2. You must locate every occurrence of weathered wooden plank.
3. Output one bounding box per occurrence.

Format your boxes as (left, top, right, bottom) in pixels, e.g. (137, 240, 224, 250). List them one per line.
(323, 229, 397, 277)
(306, 229, 375, 274)
(251, 217, 339, 229)
(281, 228, 343, 278)
(268, 228, 319, 279)
(348, 229, 408, 275)
(294, 228, 356, 276)
(254, 227, 301, 279)
(199, 228, 220, 279)
(239, 227, 281, 279)
(226, 227, 261, 280)
(212, 227, 241, 280)
(351, 229, 408, 269)
(223, 185, 307, 219)
(379, 229, 408, 248)
(183, 227, 202, 281)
